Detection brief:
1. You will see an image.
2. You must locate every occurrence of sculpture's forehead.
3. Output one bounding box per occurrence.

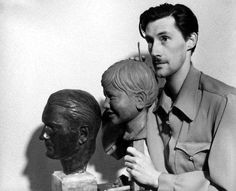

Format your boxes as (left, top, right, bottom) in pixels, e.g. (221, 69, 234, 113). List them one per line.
(42, 105, 69, 125)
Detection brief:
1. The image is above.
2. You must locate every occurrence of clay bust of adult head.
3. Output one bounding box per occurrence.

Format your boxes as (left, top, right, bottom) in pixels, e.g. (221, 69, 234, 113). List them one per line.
(40, 89, 101, 174)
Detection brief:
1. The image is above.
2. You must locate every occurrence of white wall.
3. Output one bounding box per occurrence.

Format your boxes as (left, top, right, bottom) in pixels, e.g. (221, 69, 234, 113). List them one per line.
(0, 0, 235, 191)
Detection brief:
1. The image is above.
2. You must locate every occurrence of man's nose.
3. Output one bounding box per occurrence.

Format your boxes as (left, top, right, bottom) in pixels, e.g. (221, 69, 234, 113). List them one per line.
(150, 40, 162, 56)
(103, 97, 110, 109)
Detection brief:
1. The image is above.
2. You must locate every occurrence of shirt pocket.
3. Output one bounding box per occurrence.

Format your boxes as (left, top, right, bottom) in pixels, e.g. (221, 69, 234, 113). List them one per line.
(175, 142, 210, 172)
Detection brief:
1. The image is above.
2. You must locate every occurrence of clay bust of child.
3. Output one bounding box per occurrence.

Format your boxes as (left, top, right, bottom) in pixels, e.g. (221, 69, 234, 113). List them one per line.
(40, 89, 101, 175)
(101, 59, 158, 159)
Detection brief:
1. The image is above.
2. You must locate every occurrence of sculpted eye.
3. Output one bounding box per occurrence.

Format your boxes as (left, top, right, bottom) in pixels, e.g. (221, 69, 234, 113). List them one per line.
(106, 93, 116, 99)
(104, 91, 113, 99)
(109, 95, 116, 100)
(44, 125, 55, 135)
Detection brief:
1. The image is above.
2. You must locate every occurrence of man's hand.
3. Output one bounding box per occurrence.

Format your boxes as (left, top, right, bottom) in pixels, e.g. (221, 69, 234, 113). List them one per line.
(124, 147, 161, 188)
(128, 56, 146, 62)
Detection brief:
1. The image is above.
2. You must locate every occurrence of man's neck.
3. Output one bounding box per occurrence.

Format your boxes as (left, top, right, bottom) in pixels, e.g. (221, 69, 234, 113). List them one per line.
(165, 56, 191, 101)
(122, 109, 147, 141)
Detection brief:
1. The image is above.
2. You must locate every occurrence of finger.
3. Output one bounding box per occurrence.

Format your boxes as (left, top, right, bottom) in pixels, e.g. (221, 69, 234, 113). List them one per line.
(126, 146, 142, 157)
(124, 154, 137, 163)
(141, 55, 146, 62)
(126, 168, 139, 180)
(126, 167, 137, 176)
(126, 167, 132, 174)
(125, 161, 136, 169)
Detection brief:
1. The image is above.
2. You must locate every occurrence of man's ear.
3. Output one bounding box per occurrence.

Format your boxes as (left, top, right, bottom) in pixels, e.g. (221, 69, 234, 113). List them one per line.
(78, 125, 89, 145)
(134, 93, 146, 110)
(186, 32, 198, 51)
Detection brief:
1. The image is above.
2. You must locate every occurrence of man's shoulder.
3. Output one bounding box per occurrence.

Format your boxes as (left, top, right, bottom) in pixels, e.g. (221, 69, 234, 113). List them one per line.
(199, 72, 236, 97)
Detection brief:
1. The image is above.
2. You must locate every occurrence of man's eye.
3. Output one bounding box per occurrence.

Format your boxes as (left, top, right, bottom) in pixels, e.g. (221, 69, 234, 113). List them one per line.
(160, 36, 169, 42)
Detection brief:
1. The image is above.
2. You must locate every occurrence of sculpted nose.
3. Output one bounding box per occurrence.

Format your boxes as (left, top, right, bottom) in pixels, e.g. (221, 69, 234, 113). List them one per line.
(103, 97, 110, 109)
(39, 127, 50, 140)
(42, 132, 50, 139)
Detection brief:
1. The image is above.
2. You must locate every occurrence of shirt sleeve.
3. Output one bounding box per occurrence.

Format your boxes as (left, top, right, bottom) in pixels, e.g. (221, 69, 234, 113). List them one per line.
(208, 94, 236, 190)
(157, 94, 236, 191)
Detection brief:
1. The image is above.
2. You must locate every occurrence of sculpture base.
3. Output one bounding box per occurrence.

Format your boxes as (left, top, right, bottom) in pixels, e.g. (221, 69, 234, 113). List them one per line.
(52, 171, 97, 191)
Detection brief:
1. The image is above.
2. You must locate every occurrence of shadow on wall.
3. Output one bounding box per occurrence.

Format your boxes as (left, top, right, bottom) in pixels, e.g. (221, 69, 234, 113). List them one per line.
(23, 125, 62, 191)
(23, 122, 124, 191)
(22, 54, 164, 190)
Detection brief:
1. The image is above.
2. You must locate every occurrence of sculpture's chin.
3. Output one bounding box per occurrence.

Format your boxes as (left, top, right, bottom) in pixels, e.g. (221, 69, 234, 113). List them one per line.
(46, 147, 60, 159)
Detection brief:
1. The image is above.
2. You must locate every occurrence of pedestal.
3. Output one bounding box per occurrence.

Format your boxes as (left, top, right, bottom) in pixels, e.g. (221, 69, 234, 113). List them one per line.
(52, 171, 97, 191)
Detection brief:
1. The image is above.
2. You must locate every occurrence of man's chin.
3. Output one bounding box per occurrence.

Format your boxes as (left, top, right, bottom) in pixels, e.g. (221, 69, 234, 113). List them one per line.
(155, 71, 167, 78)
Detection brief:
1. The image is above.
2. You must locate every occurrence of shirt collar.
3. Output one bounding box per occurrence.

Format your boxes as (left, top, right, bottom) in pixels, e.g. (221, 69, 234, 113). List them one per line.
(156, 88, 172, 114)
(155, 64, 201, 121)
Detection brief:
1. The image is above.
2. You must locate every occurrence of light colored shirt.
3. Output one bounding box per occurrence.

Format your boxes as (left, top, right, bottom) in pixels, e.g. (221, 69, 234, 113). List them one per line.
(153, 64, 236, 191)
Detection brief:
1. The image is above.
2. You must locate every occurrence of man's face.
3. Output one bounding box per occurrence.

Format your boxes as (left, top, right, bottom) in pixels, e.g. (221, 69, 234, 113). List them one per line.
(145, 16, 188, 78)
(103, 85, 139, 126)
(40, 105, 79, 160)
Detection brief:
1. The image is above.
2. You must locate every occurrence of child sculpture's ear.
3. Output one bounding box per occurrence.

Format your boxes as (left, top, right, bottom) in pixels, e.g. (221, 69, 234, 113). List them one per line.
(135, 92, 146, 110)
(78, 125, 89, 145)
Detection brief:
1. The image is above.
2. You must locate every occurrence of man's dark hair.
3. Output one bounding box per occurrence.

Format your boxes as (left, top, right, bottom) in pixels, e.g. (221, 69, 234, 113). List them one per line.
(139, 3, 199, 52)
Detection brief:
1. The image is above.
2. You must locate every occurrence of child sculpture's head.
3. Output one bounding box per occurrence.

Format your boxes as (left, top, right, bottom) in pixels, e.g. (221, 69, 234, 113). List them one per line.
(101, 59, 158, 126)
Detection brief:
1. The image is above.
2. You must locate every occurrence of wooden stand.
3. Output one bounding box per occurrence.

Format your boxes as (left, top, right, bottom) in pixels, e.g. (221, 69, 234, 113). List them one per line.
(51, 171, 97, 191)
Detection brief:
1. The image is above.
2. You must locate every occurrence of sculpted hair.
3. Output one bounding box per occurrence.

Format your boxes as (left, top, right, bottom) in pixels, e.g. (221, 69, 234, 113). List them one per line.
(139, 3, 198, 52)
(101, 60, 158, 107)
(43, 89, 101, 154)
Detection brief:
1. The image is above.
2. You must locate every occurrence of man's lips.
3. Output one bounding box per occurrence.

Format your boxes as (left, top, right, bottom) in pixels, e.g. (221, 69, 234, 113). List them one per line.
(152, 59, 166, 65)
(152, 56, 166, 65)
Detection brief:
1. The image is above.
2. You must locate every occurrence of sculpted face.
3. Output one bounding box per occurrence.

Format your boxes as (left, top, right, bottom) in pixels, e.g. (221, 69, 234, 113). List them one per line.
(40, 105, 79, 160)
(103, 85, 139, 126)
(39, 89, 101, 174)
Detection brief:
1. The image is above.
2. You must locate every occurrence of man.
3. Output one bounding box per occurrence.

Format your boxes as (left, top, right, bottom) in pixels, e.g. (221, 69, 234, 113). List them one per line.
(40, 89, 101, 175)
(124, 3, 236, 191)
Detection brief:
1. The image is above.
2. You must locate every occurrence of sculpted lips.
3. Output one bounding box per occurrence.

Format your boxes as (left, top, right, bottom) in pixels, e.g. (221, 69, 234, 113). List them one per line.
(107, 111, 115, 117)
(103, 110, 116, 119)
(45, 140, 54, 149)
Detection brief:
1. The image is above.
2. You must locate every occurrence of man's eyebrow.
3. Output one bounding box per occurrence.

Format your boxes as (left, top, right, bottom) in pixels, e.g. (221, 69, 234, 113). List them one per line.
(145, 31, 170, 39)
(158, 31, 169, 36)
